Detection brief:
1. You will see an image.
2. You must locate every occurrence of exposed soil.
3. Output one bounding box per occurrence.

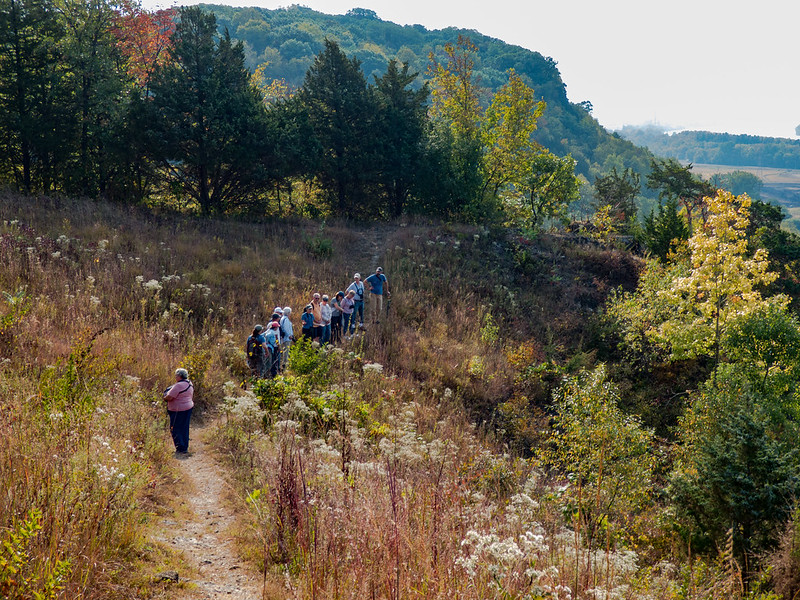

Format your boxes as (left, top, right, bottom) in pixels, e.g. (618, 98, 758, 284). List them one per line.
(153, 419, 263, 600)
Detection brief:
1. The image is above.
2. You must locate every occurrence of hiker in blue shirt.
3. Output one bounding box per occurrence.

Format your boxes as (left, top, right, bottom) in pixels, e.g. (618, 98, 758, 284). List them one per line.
(264, 321, 281, 378)
(279, 307, 293, 372)
(301, 304, 314, 340)
(365, 267, 389, 323)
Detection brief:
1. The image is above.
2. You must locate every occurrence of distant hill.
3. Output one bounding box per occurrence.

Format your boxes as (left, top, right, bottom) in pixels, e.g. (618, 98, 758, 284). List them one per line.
(618, 125, 800, 171)
(202, 3, 655, 183)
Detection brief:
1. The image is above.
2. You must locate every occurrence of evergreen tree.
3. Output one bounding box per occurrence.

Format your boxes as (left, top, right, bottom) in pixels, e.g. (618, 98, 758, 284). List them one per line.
(646, 158, 714, 234)
(58, 0, 127, 197)
(297, 39, 376, 216)
(147, 7, 270, 214)
(373, 59, 428, 217)
(641, 197, 689, 262)
(259, 95, 320, 215)
(0, 0, 66, 192)
(671, 389, 799, 568)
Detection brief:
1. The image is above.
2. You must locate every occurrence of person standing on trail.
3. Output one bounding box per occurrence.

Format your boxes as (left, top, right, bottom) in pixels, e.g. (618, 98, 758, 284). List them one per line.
(265, 321, 281, 378)
(365, 267, 389, 323)
(279, 307, 293, 371)
(311, 293, 323, 341)
(330, 291, 344, 344)
(246, 325, 267, 377)
(320, 294, 332, 345)
(341, 289, 356, 336)
(346, 274, 365, 328)
(301, 304, 314, 340)
(163, 367, 194, 455)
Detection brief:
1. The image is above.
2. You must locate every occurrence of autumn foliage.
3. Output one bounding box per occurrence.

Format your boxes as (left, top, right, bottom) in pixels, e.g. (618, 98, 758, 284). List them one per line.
(110, 0, 175, 90)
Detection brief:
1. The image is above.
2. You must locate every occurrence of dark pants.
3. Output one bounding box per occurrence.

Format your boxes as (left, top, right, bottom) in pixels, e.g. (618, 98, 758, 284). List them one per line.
(249, 354, 266, 378)
(269, 348, 280, 378)
(354, 300, 364, 325)
(331, 315, 342, 343)
(168, 407, 192, 453)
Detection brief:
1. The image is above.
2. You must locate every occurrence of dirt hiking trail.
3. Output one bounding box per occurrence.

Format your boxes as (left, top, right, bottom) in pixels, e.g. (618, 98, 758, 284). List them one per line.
(153, 223, 397, 599)
(154, 419, 263, 600)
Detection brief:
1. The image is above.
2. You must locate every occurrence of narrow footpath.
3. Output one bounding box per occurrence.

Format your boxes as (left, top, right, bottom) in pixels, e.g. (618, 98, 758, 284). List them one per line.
(154, 420, 263, 600)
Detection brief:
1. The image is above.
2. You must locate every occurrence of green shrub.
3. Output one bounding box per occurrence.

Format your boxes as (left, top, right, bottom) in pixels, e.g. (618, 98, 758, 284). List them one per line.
(288, 337, 332, 386)
(0, 508, 71, 600)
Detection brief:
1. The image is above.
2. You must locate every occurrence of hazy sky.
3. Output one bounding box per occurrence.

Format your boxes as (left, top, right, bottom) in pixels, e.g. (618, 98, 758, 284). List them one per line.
(142, 0, 800, 139)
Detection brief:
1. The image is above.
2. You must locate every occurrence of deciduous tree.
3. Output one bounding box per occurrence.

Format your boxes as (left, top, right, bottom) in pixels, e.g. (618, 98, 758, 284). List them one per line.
(543, 365, 654, 551)
(593, 166, 640, 225)
(480, 69, 545, 199)
(519, 152, 579, 229)
(110, 0, 175, 93)
(655, 190, 785, 373)
(426, 35, 484, 217)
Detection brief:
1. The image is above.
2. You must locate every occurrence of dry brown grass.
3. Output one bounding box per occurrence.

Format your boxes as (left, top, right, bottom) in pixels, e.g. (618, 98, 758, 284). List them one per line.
(1, 190, 686, 599)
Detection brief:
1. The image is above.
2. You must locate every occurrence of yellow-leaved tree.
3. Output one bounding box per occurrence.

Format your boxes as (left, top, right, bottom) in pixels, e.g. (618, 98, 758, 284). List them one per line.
(654, 190, 787, 373)
(479, 69, 545, 198)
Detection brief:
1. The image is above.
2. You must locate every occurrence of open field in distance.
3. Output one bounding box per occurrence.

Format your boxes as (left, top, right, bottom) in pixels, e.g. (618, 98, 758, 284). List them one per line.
(692, 163, 800, 210)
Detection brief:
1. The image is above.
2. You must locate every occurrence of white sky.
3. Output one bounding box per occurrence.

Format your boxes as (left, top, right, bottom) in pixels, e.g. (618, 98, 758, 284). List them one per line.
(141, 0, 800, 139)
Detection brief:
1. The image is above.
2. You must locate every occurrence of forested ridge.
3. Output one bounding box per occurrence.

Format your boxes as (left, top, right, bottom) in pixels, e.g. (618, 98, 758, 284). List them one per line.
(205, 2, 655, 182)
(0, 0, 658, 222)
(620, 124, 800, 170)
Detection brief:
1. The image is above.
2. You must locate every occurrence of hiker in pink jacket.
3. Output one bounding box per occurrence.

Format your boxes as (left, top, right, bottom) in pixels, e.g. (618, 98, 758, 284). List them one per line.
(163, 368, 194, 455)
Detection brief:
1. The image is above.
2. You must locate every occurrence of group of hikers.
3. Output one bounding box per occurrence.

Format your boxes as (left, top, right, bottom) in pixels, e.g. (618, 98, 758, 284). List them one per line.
(245, 267, 389, 379)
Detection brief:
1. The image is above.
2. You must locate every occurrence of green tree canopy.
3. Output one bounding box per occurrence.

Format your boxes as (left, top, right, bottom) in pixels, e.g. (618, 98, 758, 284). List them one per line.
(641, 198, 689, 262)
(147, 6, 271, 214)
(654, 190, 785, 370)
(297, 38, 377, 215)
(372, 59, 428, 217)
(646, 158, 714, 234)
(593, 166, 640, 224)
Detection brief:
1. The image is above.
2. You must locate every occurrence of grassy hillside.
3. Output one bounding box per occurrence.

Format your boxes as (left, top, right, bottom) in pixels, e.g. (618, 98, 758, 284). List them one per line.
(0, 191, 653, 598)
(3, 192, 798, 599)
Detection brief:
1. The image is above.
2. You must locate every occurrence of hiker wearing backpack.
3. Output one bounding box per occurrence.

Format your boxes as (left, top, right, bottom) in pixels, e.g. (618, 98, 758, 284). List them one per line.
(265, 321, 281, 378)
(346, 274, 365, 328)
(246, 325, 267, 378)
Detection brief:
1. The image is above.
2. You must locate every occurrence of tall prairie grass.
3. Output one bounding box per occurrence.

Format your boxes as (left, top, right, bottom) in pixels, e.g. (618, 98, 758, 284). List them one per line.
(1, 191, 750, 599)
